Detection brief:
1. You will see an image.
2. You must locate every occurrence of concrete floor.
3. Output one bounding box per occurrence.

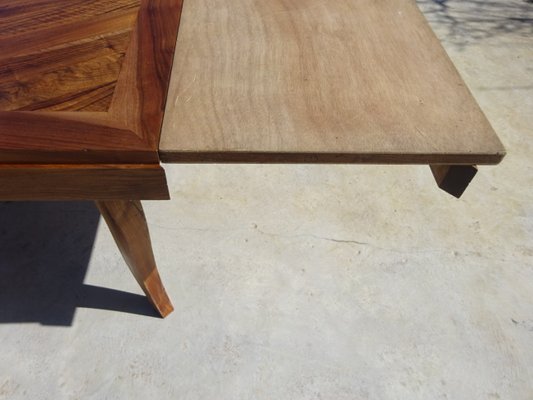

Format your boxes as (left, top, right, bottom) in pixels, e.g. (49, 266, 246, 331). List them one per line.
(1, 1, 532, 399)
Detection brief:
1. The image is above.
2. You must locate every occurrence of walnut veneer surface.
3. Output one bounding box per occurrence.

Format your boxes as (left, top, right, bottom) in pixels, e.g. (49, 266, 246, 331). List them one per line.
(0, 0, 183, 165)
(0, 0, 139, 112)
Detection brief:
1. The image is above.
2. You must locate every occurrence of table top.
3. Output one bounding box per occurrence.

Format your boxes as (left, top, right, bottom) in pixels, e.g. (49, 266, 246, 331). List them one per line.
(0, 0, 505, 166)
(159, 0, 505, 164)
(0, 0, 183, 164)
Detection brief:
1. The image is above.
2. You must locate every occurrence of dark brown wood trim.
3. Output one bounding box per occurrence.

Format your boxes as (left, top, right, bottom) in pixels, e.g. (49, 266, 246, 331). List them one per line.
(159, 151, 506, 165)
(0, 111, 157, 163)
(430, 165, 479, 198)
(0, 164, 170, 200)
(110, 0, 184, 148)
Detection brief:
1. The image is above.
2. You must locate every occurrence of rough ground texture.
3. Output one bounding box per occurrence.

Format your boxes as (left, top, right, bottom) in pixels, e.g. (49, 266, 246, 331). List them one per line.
(1, 1, 532, 399)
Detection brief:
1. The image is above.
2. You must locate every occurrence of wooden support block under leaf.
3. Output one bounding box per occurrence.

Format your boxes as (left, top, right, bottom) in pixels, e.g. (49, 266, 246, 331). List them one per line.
(430, 165, 478, 198)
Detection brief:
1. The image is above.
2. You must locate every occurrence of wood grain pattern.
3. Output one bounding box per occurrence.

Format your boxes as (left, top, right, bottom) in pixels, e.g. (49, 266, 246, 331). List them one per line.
(97, 200, 174, 317)
(0, 164, 169, 200)
(0, 0, 140, 112)
(0, 111, 158, 163)
(110, 0, 185, 147)
(0, 0, 184, 165)
(159, 0, 506, 165)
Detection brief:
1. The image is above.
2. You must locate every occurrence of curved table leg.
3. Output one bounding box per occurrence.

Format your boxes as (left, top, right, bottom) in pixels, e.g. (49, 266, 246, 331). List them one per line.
(96, 200, 174, 318)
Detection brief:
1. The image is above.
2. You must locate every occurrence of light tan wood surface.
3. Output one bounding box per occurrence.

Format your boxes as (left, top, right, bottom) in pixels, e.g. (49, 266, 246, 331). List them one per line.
(97, 200, 174, 317)
(159, 0, 505, 164)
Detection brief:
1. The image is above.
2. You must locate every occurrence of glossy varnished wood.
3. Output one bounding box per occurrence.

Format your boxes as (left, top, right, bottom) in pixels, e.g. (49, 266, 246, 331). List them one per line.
(0, 164, 169, 200)
(0, 112, 158, 164)
(160, 0, 505, 165)
(0, 0, 140, 112)
(96, 200, 174, 317)
(0, 0, 184, 165)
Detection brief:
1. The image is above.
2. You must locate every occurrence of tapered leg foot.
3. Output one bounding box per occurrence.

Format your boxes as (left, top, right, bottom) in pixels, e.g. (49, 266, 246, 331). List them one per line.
(430, 165, 478, 198)
(96, 200, 173, 317)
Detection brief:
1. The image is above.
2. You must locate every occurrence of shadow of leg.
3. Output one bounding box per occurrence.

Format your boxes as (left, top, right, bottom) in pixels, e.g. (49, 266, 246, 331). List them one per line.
(0, 201, 160, 326)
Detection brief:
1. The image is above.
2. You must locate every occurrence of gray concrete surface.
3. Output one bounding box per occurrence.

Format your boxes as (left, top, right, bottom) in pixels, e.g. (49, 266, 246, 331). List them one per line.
(1, 1, 532, 398)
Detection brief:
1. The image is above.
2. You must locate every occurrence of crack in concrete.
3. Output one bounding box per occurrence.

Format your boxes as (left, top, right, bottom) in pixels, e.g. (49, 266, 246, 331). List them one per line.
(149, 222, 517, 262)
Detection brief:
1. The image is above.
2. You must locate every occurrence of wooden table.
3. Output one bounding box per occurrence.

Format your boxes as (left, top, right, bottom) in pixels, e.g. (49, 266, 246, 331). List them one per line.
(0, 0, 505, 317)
